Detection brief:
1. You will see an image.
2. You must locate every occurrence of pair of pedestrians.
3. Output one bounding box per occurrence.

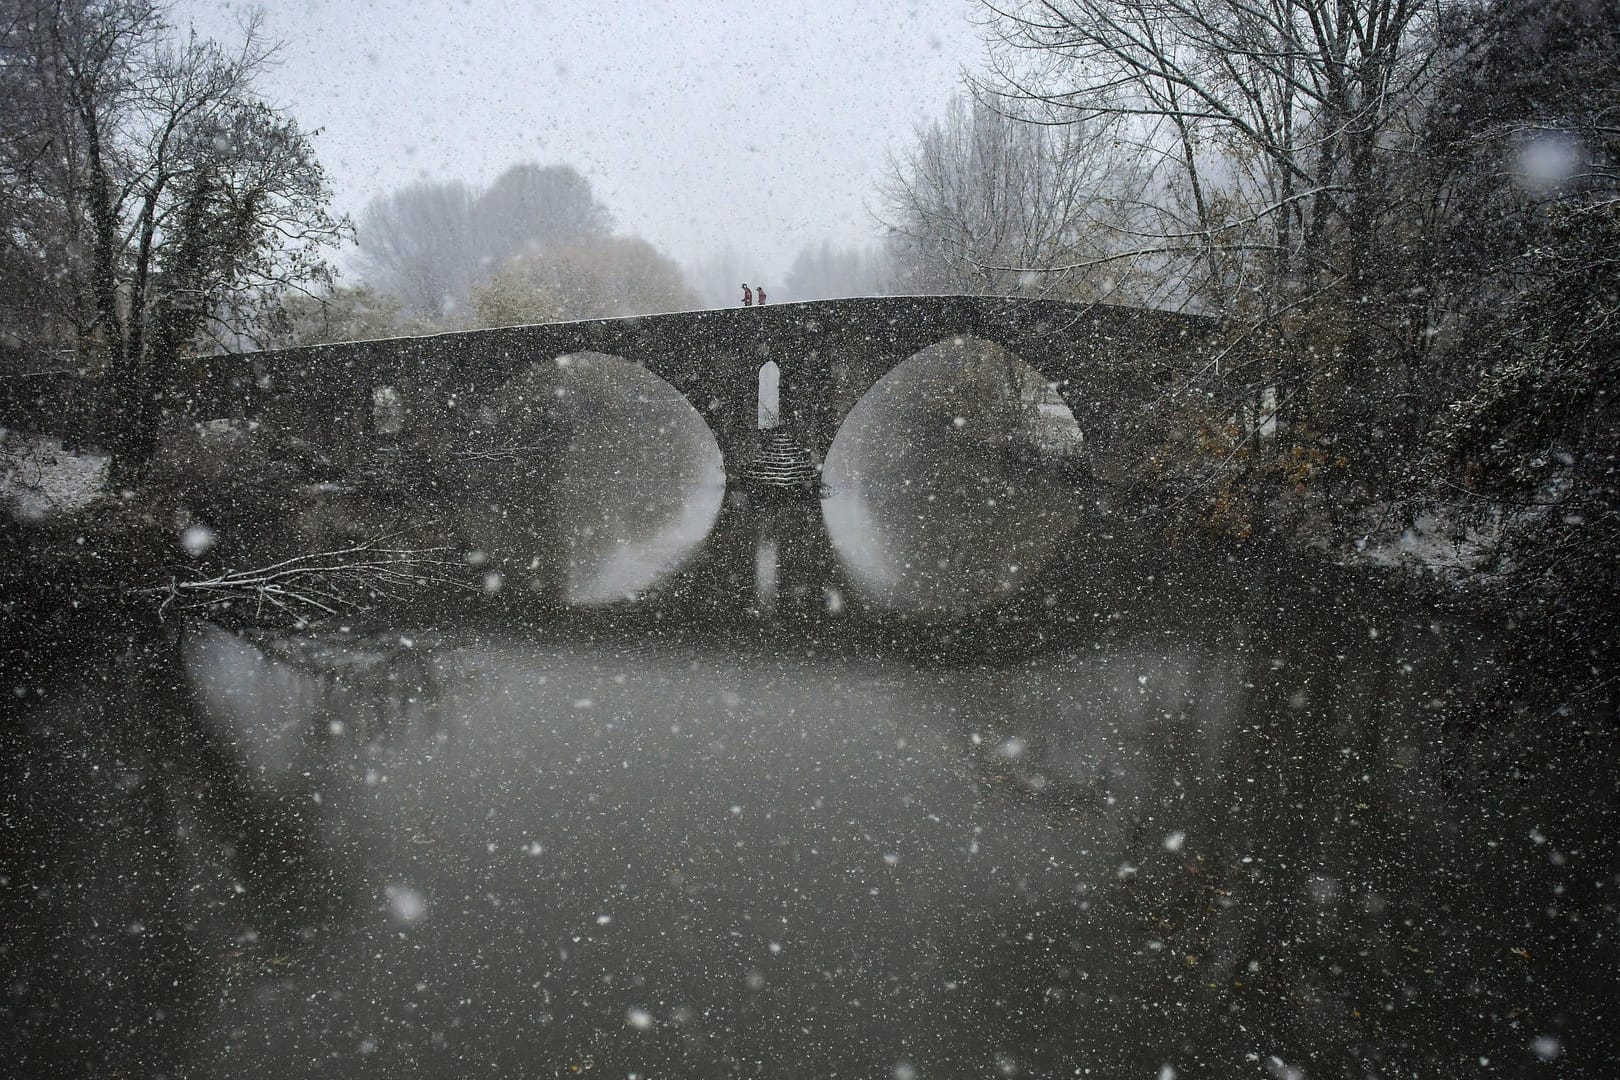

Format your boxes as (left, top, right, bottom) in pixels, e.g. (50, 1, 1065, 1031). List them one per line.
(741, 283, 766, 307)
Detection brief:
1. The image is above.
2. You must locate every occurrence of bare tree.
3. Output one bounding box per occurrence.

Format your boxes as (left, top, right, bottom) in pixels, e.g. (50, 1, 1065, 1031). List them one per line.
(878, 94, 1128, 299)
(472, 162, 612, 268)
(973, 0, 1452, 479)
(976, 0, 1443, 290)
(135, 531, 467, 623)
(782, 240, 894, 301)
(352, 179, 479, 321)
(354, 162, 612, 320)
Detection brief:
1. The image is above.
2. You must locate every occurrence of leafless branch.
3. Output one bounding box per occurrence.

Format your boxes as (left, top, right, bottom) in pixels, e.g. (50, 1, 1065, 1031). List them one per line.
(134, 530, 472, 623)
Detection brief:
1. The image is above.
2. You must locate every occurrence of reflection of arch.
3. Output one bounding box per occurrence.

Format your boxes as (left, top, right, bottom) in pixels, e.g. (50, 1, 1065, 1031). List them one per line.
(757, 360, 780, 430)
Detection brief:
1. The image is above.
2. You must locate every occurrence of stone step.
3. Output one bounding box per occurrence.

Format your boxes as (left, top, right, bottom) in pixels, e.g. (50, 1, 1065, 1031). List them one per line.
(743, 429, 818, 489)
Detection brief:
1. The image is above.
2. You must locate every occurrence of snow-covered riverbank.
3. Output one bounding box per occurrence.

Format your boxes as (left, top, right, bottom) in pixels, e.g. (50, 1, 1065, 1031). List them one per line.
(1, 428, 109, 521)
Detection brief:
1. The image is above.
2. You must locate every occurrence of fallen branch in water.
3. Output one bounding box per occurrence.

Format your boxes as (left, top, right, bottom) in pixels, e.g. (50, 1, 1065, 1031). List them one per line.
(135, 531, 470, 623)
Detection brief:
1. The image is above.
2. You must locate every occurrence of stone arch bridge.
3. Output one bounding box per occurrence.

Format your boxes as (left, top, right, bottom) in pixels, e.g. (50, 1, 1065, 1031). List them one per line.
(179, 296, 1210, 484)
(3, 296, 1214, 487)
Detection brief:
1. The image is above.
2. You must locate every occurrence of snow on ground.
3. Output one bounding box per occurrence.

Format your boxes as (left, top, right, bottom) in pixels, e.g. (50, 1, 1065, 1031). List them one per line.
(1, 428, 110, 521)
(1349, 509, 1506, 579)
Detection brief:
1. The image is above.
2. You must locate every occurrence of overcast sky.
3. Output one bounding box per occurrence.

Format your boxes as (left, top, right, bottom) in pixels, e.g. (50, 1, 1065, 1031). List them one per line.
(177, 0, 984, 287)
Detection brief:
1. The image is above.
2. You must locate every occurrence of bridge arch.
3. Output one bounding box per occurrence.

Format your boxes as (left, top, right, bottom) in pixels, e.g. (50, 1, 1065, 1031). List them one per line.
(819, 335, 1087, 614)
(783, 313, 1121, 476)
(455, 350, 727, 604)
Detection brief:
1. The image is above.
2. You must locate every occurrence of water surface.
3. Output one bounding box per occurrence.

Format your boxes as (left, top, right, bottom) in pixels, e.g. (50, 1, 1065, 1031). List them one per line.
(3, 376, 1615, 1077)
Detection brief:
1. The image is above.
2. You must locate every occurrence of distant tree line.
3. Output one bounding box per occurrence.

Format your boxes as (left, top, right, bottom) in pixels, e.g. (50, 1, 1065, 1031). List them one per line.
(356, 162, 611, 320)
(283, 163, 699, 346)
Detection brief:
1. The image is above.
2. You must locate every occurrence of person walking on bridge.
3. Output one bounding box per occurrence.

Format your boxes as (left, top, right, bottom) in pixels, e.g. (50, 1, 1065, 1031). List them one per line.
(741, 283, 753, 307)
(756, 284, 767, 306)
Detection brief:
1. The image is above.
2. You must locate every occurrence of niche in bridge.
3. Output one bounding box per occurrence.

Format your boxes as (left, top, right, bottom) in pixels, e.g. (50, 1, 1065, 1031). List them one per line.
(372, 385, 404, 436)
(821, 335, 1085, 616)
(757, 360, 780, 430)
(458, 352, 725, 605)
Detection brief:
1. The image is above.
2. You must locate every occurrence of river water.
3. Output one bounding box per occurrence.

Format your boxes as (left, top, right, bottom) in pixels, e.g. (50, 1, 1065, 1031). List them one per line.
(3, 370, 1617, 1077)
